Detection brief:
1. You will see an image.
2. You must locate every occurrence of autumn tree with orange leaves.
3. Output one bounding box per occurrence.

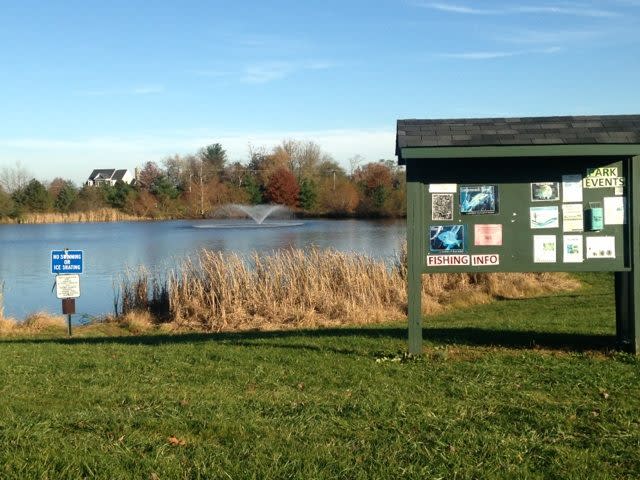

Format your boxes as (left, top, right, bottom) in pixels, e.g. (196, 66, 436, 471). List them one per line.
(265, 168, 299, 207)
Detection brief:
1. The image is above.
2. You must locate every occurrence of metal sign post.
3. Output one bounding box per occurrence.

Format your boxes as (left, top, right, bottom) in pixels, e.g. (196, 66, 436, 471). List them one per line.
(61, 298, 76, 336)
(52, 249, 83, 337)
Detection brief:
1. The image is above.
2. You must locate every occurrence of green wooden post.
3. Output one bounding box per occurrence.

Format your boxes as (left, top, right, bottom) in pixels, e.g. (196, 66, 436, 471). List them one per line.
(627, 156, 640, 354)
(615, 156, 640, 353)
(406, 165, 423, 355)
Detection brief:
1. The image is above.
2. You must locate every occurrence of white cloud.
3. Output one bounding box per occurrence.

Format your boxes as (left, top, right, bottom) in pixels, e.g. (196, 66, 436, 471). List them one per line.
(417, 2, 502, 14)
(498, 29, 604, 44)
(416, 2, 621, 17)
(190, 69, 234, 78)
(77, 85, 165, 96)
(437, 51, 516, 59)
(241, 62, 294, 84)
(436, 46, 561, 59)
(131, 85, 165, 95)
(241, 60, 333, 84)
(515, 5, 620, 18)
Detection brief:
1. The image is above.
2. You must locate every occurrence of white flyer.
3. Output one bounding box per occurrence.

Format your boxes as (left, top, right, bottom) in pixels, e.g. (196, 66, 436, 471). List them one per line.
(604, 197, 625, 225)
(533, 235, 557, 263)
(562, 203, 584, 232)
(563, 235, 583, 263)
(586, 236, 616, 259)
(429, 184, 457, 193)
(562, 174, 583, 202)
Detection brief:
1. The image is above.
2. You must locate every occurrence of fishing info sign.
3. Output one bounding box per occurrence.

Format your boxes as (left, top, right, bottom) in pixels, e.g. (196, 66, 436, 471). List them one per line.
(397, 115, 640, 355)
(51, 250, 84, 274)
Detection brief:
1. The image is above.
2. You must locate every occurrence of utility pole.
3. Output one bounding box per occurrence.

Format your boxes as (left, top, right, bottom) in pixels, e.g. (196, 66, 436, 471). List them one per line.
(332, 170, 336, 191)
(199, 160, 204, 217)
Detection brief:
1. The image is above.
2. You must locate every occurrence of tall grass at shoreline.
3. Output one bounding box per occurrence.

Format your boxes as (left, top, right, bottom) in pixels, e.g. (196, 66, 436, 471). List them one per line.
(0, 281, 68, 334)
(1, 208, 143, 224)
(117, 247, 580, 331)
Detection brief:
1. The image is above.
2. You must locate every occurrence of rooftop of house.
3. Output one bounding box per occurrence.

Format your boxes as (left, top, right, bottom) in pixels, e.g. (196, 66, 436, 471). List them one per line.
(88, 169, 131, 181)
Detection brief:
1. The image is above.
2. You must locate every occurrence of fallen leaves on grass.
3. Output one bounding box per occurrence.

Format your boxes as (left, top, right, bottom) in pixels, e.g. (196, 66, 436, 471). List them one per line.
(167, 436, 186, 446)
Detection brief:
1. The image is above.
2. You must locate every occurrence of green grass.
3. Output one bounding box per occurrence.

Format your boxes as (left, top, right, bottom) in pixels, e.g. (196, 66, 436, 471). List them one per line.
(0, 273, 639, 479)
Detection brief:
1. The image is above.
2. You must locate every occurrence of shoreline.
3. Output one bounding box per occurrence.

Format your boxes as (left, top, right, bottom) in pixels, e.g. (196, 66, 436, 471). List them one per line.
(0, 209, 406, 225)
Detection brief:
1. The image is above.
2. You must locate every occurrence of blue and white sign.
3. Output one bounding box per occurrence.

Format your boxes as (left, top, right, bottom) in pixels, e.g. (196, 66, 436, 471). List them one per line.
(51, 250, 84, 274)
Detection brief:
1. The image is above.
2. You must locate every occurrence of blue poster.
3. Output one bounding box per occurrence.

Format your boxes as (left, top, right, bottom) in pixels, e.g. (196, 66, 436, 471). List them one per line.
(460, 185, 498, 214)
(429, 225, 466, 253)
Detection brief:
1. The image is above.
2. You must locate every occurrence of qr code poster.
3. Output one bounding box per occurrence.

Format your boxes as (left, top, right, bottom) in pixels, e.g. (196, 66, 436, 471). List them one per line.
(431, 194, 454, 221)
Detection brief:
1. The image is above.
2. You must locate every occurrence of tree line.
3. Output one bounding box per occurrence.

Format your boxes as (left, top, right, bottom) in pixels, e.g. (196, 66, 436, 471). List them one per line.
(0, 140, 406, 220)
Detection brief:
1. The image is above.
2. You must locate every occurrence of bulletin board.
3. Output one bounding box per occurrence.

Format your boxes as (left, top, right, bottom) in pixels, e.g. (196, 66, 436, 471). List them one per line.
(416, 156, 630, 273)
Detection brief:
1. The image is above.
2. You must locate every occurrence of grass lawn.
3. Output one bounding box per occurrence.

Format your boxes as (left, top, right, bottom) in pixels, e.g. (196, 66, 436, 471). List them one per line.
(0, 272, 638, 479)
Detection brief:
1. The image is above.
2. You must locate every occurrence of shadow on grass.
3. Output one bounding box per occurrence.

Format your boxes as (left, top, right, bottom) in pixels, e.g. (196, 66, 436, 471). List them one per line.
(0, 325, 616, 353)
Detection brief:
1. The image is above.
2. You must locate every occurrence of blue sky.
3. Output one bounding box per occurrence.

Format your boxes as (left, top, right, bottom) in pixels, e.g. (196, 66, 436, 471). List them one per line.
(1, 0, 639, 184)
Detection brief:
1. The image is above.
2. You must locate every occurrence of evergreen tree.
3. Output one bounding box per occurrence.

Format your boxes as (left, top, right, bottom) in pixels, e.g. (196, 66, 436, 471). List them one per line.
(243, 174, 263, 204)
(151, 175, 180, 201)
(103, 181, 135, 209)
(12, 179, 52, 212)
(199, 143, 227, 172)
(299, 178, 317, 211)
(54, 181, 78, 213)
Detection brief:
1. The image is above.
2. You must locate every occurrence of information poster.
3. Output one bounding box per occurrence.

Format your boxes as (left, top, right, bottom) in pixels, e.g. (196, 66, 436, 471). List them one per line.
(534, 235, 557, 263)
(563, 235, 583, 263)
(562, 204, 584, 232)
(430, 225, 466, 253)
(562, 174, 583, 202)
(530, 206, 559, 229)
(460, 185, 498, 215)
(474, 224, 503, 246)
(604, 197, 625, 225)
(531, 182, 560, 202)
(586, 236, 616, 259)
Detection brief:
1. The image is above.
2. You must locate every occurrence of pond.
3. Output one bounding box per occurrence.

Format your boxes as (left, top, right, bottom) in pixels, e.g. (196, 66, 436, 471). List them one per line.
(0, 218, 406, 319)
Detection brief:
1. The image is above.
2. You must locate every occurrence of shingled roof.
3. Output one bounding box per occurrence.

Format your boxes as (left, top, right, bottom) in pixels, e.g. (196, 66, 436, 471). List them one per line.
(396, 115, 640, 157)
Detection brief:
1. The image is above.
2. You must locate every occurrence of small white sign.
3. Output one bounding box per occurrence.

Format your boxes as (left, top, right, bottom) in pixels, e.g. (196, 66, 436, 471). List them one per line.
(429, 184, 457, 193)
(56, 274, 80, 299)
(471, 254, 500, 266)
(426, 254, 470, 266)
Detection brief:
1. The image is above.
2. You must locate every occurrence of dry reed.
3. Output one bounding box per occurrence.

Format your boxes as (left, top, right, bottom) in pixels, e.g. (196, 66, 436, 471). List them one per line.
(117, 310, 155, 333)
(2, 208, 143, 225)
(117, 247, 580, 332)
(0, 283, 69, 335)
(0, 312, 66, 335)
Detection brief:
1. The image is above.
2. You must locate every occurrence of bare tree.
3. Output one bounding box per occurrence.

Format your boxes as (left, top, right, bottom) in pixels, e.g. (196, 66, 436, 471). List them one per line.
(0, 161, 31, 193)
(348, 155, 364, 177)
(163, 154, 190, 190)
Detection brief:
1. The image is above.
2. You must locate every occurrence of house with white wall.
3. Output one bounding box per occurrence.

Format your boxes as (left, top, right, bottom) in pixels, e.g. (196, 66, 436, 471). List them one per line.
(85, 169, 135, 186)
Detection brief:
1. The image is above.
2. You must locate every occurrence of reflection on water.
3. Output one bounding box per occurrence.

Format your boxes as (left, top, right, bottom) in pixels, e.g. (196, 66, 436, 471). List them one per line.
(0, 219, 405, 318)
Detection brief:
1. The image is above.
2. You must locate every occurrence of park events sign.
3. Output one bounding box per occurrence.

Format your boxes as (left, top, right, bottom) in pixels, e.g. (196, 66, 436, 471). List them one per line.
(51, 250, 84, 274)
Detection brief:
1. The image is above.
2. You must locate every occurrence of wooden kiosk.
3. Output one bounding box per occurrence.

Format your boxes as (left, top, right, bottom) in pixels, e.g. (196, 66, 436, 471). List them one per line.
(396, 115, 640, 354)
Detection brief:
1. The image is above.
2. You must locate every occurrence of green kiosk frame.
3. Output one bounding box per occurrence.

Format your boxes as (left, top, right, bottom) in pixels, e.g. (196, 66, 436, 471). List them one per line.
(396, 115, 640, 354)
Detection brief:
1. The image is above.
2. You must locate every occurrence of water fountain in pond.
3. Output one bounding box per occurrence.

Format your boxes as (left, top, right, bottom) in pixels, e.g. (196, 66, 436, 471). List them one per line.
(193, 204, 304, 228)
